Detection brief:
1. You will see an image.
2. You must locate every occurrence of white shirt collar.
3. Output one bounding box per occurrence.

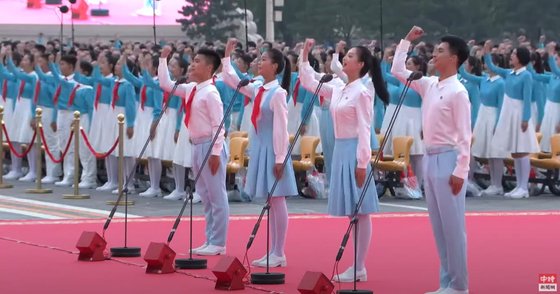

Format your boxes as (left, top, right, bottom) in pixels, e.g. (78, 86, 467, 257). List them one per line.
(511, 66, 527, 75)
(197, 78, 213, 90)
(488, 75, 501, 82)
(66, 73, 75, 80)
(263, 79, 279, 90)
(437, 74, 458, 89)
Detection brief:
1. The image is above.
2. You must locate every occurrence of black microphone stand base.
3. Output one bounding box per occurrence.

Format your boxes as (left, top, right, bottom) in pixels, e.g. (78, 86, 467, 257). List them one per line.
(337, 289, 373, 294)
(110, 246, 141, 257)
(175, 257, 207, 269)
(251, 272, 285, 285)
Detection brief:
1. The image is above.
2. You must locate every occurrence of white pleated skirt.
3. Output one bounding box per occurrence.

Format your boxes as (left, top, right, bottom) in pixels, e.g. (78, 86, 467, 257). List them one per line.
(10, 98, 34, 143)
(134, 106, 155, 158)
(471, 105, 506, 158)
(389, 105, 423, 155)
(287, 102, 322, 155)
(152, 108, 178, 161)
(539, 100, 560, 152)
(239, 103, 254, 133)
(89, 103, 118, 154)
(114, 106, 136, 157)
(492, 96, 539, 154)
(172, 122, 193, 167)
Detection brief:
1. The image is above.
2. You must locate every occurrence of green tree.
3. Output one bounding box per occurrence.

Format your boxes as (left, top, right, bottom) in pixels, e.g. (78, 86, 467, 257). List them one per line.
(177, 0, 243, 41)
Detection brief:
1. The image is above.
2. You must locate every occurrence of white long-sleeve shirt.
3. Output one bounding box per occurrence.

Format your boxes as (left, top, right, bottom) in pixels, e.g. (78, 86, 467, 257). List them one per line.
(158, 59, 224, 155)
(221, 57, 289, 164)
(391, 39, 471, 179)
(299, 61, 373, 169)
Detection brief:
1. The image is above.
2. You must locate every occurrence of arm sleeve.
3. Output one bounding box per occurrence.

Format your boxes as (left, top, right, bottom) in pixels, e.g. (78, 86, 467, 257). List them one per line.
(390, 39, 431, 97)
(356, 90, 373, 169)
(484, 53, 510, 78)
(330, 53, 348, 83)
(270, 90, 290, 164)
(206, 91, 225, 156)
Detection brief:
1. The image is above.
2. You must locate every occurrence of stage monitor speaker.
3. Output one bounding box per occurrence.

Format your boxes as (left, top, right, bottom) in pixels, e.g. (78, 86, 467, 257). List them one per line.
(76, 231, 107, 262)
(143, 242, 176, 274)
(212, 256, 247, 291)
(298, 271, 335, 294)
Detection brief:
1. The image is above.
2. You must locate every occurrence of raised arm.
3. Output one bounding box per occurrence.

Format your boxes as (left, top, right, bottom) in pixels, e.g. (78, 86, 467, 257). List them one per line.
(35, 64, 56, 85)
(122, 59, 142, 90)
(390, 27, 432, 97)
(299, 39, 333, 99)
(157, 46, 192, 97)
(221, 39, 259, 99)
(91, 65, 115, 87)
(459, 65, 483, 85)
(7, 57, 35, 83)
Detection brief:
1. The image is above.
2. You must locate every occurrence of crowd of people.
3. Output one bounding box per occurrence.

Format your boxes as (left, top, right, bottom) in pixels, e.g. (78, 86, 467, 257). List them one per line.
(0, 26, 557, 293)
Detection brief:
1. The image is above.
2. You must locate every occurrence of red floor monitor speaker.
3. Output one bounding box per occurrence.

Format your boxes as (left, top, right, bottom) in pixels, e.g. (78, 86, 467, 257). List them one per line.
(298, 271, 335, 294)
(76, 231, 107, 262)
(212, 256, 247, 290)
(143, 242, 176, 274)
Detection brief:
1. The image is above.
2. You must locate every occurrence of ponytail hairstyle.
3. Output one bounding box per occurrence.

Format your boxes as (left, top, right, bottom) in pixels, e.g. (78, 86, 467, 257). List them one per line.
(151, 54, 160, 75)
(467, 56, 482, 76)
(104, 51, 118, 74)
(125, 58, 138, 77)
(267, 48, 291, 95)
(531, 52, 544, 74)
(355, 46, 389, 104)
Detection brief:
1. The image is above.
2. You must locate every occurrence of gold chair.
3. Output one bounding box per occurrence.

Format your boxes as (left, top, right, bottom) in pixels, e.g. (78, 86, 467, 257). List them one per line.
(227, 137, 250, 174)
(530, 134, 560, 170)
(229, 131, 248, 139)
(293, 136, 321, 173)
(373, 136, 414, 172)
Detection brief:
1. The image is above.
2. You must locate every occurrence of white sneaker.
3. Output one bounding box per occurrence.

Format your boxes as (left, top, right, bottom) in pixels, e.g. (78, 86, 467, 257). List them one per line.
(188, 192, 202, 203)
(3, 171, 22, 180)
(55, 178, 73, 187)
(481, 185, 503, 196)
(440, 288, 469, 294)
(139, 187, 162, 198)
(190, 243, 208, 254)
(252, 254, 286, 268)
(504, 187, 518, 198)
(425, 288, 447, 294)
(163, 191, 186, 200)
(19, 173, 36, 182)
(96, 182, 117, 192)
(41, 176, 59, 184)
(251, 254, 270, 265)
(509, 188, 529, 199)
(77, 181, 97, 189)
(112, 187, 136, 195)
(332, 266, 367, 283)
(195, 245, 225, 256)
(466, 181, 481, 196)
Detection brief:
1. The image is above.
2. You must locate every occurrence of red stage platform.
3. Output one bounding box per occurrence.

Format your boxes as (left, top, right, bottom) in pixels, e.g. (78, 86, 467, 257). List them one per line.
(1, 212, 559, 293)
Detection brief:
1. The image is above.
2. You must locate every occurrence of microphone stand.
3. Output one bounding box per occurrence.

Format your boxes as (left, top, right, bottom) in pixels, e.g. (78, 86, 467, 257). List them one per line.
(334, 72, 420, 294)
(247, 74, 333, 285)
(170, 78, 249, 270)
(102, 80, 184, 257)
(152, 0, 157, 44)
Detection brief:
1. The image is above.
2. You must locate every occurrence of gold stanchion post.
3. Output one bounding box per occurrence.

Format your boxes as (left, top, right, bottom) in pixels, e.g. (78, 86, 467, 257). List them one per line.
(63, 111, 90, 199)
(0, 106, 13, 189)
(26, 108, 52, 194)
(107, 113, 133, 206)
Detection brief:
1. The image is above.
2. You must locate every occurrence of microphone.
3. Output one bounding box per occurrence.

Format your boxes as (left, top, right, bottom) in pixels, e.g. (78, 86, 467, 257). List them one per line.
(175, 77, 187, 85)
(238, 78, 251, 87)
(407, 71, 423, 81)
(319, 74, 334, 83)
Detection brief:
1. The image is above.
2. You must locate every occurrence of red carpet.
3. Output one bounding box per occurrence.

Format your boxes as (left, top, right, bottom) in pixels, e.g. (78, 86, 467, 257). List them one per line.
(1, 212, 559, 293)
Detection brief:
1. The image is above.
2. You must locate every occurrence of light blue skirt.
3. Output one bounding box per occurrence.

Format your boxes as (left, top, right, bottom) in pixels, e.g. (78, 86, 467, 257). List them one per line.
(328, 138, 379, 216)
(319, 107, 335, 181)
(244, 136, 298, 199)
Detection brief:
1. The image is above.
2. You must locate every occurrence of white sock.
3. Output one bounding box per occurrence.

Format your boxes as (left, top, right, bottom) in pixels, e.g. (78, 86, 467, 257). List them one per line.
(107, 156, 118, 186)
(26, 145, 37, 177)
(352, 214, 372, 271)
(148, 158, 162, 191)
(489, 158, 504, 188)
(173, 164, 186, 194)
(10, 148, 22, 174)
(124, 157, 135, 189)
(270, 197, 288, 257)
(518, 156, 530, 190)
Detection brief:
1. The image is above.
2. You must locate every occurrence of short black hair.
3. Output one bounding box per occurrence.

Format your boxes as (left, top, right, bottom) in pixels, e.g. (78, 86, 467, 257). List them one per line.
(79, 61, 93, 76)
(196, 48, 221, 73)
(35, 44, 46, 53)
(515, 47, 531, 66)
(238, 53, 253, 68)
(61, 55, 77, 70)
(247, 41, 257, 49)
(440, 35, 469, 69)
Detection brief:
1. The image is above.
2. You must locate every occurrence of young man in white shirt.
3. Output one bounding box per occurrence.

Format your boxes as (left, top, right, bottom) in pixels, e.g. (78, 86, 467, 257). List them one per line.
(391, 26, 471, 294)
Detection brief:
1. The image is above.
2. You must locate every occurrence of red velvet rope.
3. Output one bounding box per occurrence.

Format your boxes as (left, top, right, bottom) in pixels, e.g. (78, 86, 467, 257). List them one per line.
(39, 127, 74, 164)
(80, 129, 119, 159)
(2, 124, 37, 158)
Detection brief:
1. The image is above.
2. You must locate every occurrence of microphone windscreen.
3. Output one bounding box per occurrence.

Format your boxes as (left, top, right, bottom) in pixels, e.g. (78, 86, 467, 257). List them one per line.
(175, 77, 187, 84)
(238, 78, 250, 87)
(409, 71, 423, 81)
(320, 74, 334, 83)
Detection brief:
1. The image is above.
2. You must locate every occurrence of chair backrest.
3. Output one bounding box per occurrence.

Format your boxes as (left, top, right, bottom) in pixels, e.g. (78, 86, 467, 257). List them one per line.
(550, 134, 560, 157)
(229, 137, 249, 167)
(376, 134, 385, 148)
(391, 136, 414, 165)
(300, 136, 320, 164)
(229, 131, 248, 139)
(289, 135, 295, 145)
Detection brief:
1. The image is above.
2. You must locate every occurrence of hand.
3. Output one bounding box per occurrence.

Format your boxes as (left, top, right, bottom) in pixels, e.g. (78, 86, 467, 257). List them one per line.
(483, 40, 493, 54)
(449, 175, 464, 195)
(355, 167, 366, 188)
(208, 155, 220, 175)
(174, 131, 179, 143)
(405, 26, 424, 42)
(536, 124, 541, 133)
(30, 118, 37, 130)
(302, 39, 315, 62)
(161, 45, 172, 59)
(547, 41, 557, 56)
(521, 121, 528, 132)
(336, 40, 346, 55)
(467, 39, 476, 47)
(126, 127, 134, 139)
(50, 122, 57, 132)
(225, 38, 237, 58)
(273, 163, 284, 180)
(375, 128, 380, 134)
(149, 122, 157, 140)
